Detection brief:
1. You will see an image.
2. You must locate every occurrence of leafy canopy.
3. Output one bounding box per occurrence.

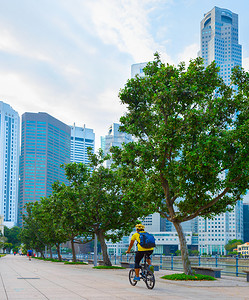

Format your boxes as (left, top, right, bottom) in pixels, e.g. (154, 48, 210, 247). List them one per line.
(112, 54, 249, 223)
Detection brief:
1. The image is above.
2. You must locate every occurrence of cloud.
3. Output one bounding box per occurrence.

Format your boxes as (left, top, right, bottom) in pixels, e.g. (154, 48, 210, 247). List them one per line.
(243, 57, 249, 71)
(0, 0, 175, 151)
(86, 0, 173, 63)
(177, 43, 199, 66)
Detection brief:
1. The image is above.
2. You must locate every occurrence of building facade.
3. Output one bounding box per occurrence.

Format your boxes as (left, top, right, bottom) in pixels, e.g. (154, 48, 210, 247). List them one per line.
(237, 242, 249, 257)
(197, 7, 243, 255)
(131, 62, 148, 78)
(70, 124, 95, 165)
(18, 112, 71, 226)
(101, 123, 133, 168)
(0, 101, 20, 227)
(0, 215, 4, 235)
(243, 203, 249, 242)
(198, 201, 244, 255)
(199, 6, 242, 84)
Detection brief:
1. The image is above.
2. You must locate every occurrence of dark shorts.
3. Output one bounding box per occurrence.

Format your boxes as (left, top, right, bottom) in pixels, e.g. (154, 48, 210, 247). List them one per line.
(135, 250, 153, 269)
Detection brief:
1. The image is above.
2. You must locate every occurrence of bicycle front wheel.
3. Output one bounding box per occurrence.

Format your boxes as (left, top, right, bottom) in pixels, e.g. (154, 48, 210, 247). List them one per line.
(129, 269, 137, 286)
(145, 271, 155, 289)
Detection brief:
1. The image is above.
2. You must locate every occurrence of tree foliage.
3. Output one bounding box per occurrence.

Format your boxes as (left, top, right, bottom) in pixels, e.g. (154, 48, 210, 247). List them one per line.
(21, 150, 148, 265)
(2, 226, 21, 252)
(112, 53, 249, 274)
(225, 239, 243, 253)
(56, 150, 149, 265)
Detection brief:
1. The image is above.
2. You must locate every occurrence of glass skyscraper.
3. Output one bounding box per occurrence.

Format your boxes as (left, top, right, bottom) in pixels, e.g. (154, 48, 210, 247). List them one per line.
(18, 112, 71, 226)
(70, 124, 95, 166)
(198, 7, 243, 255)
(199, 6, 242, 85)
(0, 101, 20, 227)
(101, 123, 133, 168)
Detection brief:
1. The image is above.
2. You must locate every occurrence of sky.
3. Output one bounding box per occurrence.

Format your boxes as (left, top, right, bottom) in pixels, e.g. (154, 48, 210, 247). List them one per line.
(0, 0, 249, 152)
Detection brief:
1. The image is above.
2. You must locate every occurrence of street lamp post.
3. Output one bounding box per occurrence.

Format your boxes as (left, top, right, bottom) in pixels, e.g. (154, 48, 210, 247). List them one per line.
(94, 234, 97, 266)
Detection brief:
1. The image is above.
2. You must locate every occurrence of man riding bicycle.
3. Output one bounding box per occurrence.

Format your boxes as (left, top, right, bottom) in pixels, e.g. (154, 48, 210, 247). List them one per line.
(126, 224, 154, 281)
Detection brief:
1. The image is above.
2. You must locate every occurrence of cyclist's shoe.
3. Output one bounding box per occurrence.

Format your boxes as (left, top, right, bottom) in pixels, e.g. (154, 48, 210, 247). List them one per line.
(133, 276, 140, 281)
(149, 265, 154, 273)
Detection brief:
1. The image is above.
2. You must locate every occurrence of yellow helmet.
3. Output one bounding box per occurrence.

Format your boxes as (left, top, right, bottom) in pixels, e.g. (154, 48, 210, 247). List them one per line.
(135, 224, 145, 230)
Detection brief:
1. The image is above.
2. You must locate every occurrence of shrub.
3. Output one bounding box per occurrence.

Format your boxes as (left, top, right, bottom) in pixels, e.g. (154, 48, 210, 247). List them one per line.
(64, 261, 87, 265)
(93, 266, 126, 269)
(161, 273, 216, 281)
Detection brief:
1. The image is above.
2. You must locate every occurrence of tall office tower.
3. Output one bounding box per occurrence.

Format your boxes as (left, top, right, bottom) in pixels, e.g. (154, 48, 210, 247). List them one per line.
(0, 101, 20, 227)
(243, 203, 249, 242)
(101, 123, 133, 168)
(197, 7, 243, 255)
(18, 112, 71, 226)
(199, 7, 242, 85)
(70, 124, 95, 165)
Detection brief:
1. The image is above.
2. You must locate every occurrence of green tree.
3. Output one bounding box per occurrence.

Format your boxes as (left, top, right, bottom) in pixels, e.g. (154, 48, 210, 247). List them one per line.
(225, 239, 243, 253)
(21, 202, 50, 257)
(3, 226, 21, 251)
(0, 232, 8, 252)
(57, 151, 149, 266)
(46, 182, 93, 262)
(112, 54, 249, 275)
(175, 250, 181, 256)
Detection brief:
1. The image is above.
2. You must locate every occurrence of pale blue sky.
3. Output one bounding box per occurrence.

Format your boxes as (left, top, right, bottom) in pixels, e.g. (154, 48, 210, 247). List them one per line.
(0, 0, 248, 150)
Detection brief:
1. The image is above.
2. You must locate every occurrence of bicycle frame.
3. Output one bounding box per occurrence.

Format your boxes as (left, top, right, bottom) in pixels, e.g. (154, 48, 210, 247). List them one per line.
(128, 252, 155, 289)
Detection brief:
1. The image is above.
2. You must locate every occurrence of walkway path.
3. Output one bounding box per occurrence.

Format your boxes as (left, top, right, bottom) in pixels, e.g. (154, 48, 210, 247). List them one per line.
(0, 255, 248, 299)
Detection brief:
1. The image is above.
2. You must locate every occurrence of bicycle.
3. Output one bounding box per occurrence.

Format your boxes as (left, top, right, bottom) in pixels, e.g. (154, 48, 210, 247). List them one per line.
(128, 252, 155, 289)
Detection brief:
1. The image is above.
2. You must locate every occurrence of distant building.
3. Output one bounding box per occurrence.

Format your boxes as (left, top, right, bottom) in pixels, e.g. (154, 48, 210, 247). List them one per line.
(243, 203, 249, 242)
(106, 236, 129, 256)
(18, 112, 71, 226)
(0, 101, 20, 227)
(131, 62, 148, 78)
(0, 215, 4, 235)
(70, 124, 95, 166)
(237, 242, 249, 257)
(198, 6, 242, 85)
(106, 230, 198, 256)
(197, 7, 243, 255)
(101, 123, 133, 168)
(198, 201, 243, 255)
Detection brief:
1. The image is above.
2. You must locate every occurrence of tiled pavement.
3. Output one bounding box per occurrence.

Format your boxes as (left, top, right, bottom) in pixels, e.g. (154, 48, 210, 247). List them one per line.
(0, 255, 248, 299)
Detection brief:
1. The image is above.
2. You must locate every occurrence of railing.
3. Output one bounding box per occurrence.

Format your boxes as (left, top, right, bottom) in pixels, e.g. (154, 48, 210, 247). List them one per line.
(62, 253, 249, 278)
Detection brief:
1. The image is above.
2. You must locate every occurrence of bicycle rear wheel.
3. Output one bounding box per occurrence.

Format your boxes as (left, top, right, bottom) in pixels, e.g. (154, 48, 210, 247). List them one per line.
(129, 269, 137, 286)
(145, 271, 155, 289)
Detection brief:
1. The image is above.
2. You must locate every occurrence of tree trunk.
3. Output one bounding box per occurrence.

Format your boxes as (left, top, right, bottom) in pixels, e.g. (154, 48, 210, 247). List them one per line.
(97, 231, 112, 266)
(40, 250, 45, 258)
(71, 239, 77, 262)
(173, 221, 193, 275)
(56, 244, 62, 261)
(49, 246, 53, 259)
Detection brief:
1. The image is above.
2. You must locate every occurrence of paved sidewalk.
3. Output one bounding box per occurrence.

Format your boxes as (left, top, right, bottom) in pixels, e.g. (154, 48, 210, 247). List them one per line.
(0, 255, 248, 300)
